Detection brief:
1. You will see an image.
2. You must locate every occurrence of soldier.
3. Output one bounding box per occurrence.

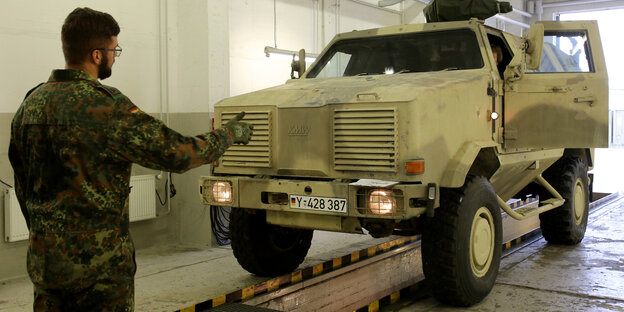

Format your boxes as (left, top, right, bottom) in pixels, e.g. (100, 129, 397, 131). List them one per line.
(8, 7, 253, 311)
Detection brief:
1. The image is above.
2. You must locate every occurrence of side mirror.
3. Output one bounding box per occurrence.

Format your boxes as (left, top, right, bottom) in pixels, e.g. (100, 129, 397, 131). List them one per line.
(525, 23, 544, 70)
(290, 49, 306, 79)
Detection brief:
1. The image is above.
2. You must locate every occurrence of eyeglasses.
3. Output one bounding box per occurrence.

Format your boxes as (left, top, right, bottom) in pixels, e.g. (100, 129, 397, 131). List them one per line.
(96, 45, 122, 57)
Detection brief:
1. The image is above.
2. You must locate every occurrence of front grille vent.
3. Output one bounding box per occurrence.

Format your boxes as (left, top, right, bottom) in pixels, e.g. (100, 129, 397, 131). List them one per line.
(220, 111, 271, 167)
(333, 108, 397, 172)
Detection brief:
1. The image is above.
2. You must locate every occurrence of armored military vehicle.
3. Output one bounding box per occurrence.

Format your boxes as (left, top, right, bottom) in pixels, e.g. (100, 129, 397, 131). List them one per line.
(200, 18, 608, 306)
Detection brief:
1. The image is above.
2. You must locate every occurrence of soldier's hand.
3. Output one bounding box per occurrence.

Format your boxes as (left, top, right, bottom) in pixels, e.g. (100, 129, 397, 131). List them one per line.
(224, 112, 254, 144)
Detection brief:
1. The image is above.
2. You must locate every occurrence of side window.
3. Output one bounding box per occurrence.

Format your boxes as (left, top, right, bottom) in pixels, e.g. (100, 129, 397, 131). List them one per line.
(534, 31, 593, 73)
(487, 34, 513, 77)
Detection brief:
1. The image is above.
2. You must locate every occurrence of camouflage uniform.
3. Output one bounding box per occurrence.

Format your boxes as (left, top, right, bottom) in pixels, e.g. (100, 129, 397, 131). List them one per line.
(9, 69, 236, 311)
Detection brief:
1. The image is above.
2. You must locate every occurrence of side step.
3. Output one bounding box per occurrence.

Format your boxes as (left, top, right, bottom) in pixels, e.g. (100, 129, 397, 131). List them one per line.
(498, 175, 565, 221)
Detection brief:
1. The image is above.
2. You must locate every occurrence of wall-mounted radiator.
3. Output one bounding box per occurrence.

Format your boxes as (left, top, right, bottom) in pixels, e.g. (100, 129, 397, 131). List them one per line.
(129, 175, 157, 222)
(4, 175, 157, 242)
(4, 188, 28, 242)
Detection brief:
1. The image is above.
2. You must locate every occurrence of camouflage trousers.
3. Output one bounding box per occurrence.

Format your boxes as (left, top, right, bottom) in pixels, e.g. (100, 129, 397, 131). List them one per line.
(28, 229, 136, 311)
(33, 277, 134, 311)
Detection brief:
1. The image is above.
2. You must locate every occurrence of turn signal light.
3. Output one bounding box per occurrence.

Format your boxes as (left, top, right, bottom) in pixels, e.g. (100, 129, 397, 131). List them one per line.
(405, 159, 425, 174)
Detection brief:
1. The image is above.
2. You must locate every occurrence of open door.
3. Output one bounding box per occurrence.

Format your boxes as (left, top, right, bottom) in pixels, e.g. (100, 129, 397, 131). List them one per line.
(503, 21, 608, 149)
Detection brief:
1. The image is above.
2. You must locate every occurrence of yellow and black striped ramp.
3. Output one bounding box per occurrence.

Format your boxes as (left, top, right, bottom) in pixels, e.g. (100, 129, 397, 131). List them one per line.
(175, 235, 420, 312)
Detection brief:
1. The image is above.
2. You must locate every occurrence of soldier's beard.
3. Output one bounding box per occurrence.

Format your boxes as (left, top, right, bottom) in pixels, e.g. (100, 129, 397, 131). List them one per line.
(98, 53, 112, 80)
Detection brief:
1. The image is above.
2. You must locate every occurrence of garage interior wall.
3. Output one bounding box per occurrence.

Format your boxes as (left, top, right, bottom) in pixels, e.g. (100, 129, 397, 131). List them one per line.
(0, 0, 431, 282)
(8, 0, 613, 282)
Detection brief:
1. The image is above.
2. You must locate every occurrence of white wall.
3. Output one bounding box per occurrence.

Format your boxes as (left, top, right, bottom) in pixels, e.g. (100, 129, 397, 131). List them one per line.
(0, 1, 163, 113)
(228, 0, 403, 97)
(229, 0, 317, 96)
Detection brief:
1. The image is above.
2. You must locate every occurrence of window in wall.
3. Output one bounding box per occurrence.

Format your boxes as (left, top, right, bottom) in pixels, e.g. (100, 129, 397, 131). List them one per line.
(611, 110, 624, 147)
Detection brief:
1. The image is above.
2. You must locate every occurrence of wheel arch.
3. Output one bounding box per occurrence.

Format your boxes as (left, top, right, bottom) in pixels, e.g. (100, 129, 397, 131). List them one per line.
(441, 141, 500, 188)
(562, 148, 593, 169)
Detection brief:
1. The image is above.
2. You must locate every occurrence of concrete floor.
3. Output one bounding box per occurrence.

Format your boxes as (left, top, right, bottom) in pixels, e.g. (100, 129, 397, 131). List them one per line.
(390, 196, 624, 312)
(1, 197, 623, 312)
(0, 230, 398, 312)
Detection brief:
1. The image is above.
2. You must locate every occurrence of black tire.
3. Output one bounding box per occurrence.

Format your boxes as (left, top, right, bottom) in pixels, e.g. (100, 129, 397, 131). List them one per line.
(539, 157, 589, 245)
(422, 175, 502, 307)
(230, 209, 313, 276)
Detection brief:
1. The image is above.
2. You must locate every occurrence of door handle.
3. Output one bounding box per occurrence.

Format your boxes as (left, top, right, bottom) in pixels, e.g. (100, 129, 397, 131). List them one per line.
(574, 96, 595, 106)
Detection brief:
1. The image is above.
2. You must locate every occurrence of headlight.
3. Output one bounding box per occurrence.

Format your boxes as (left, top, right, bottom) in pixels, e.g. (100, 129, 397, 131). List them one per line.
(368, 189, 395, 215)
(212, 181, 233, 204)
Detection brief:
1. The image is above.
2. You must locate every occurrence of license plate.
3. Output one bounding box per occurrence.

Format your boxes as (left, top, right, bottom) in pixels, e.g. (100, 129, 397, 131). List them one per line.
(289, 195, 348, 214)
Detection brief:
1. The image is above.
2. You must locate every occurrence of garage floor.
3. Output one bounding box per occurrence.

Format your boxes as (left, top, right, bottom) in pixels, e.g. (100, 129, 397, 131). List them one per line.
(1, 196, 623, 312)
(392, 195, 624, 312)
(0, 230, 398, 312)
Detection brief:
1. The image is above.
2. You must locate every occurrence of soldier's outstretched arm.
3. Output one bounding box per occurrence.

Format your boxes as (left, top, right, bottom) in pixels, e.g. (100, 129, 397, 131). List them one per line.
(106, 95, 241, 173)
(223, 112, 254, 145)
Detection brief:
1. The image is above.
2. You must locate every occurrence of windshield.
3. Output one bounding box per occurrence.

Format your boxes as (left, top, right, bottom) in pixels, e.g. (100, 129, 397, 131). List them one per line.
(307, 28, 484, 78)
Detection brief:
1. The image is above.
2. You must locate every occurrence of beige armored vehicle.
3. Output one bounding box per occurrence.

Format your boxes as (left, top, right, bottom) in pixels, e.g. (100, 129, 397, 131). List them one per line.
(200, 19, 607, 306)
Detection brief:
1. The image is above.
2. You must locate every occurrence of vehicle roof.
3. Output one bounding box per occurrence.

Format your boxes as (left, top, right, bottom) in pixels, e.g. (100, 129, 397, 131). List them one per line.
(329, 18, 512, 42)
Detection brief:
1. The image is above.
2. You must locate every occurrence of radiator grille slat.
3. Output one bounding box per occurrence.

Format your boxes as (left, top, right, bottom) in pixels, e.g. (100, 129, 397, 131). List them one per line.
(334, 108, 397, 172)
(221, 111, 271, 167)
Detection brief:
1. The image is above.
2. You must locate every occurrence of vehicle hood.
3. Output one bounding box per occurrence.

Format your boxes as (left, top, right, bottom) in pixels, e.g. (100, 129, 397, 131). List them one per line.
(216, 70, 489, 108)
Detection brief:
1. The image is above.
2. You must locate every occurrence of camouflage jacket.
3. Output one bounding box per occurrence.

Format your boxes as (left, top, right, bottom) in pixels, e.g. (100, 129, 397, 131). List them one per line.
(9, 69, 235, 288)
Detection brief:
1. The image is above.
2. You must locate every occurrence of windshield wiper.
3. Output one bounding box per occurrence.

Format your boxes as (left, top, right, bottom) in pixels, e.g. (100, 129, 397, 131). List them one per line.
(438, 67, 460, 72)
(395, 69, 412, 74)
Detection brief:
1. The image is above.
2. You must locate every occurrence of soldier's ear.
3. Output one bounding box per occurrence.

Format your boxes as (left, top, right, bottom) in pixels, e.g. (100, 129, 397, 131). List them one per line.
(91, 49, 102, 65)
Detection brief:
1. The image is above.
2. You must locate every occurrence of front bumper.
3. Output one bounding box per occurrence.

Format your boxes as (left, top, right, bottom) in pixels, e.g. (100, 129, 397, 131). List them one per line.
(200, 176, 434, 231)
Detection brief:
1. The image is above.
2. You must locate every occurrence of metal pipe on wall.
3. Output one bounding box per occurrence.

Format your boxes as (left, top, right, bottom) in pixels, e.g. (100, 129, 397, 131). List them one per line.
(336, 0, 340, 36)
(513, 8, 533, 18)
(158, 0, 171, 216)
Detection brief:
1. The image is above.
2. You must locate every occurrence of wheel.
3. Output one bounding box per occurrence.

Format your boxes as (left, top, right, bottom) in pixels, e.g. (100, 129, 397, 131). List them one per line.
(422, 175, 502, 306)
(539, 157, 589, 244)
(229, 209, 313, 276)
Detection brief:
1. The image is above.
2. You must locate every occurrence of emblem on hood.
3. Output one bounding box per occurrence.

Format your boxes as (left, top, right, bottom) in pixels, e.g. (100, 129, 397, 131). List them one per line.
(288, 124, 310, 136)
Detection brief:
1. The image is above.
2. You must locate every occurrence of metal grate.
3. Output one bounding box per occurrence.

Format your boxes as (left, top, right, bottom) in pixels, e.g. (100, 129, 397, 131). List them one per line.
(333, 108, 397, 172)
(221, 111, 272, 168)
(356, 188, 404, 216)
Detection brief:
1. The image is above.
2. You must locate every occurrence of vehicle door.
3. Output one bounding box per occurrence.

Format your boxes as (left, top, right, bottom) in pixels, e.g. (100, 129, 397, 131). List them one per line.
(503, 21, 608, 149)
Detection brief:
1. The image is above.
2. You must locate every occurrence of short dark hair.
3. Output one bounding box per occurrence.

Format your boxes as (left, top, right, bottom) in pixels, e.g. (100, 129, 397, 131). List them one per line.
(61, 7, 120, 65)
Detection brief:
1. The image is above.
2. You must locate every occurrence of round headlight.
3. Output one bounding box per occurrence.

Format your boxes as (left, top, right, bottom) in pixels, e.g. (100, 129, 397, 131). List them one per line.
(368, 189, 395, 215)
(212, 181, 232, 204)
